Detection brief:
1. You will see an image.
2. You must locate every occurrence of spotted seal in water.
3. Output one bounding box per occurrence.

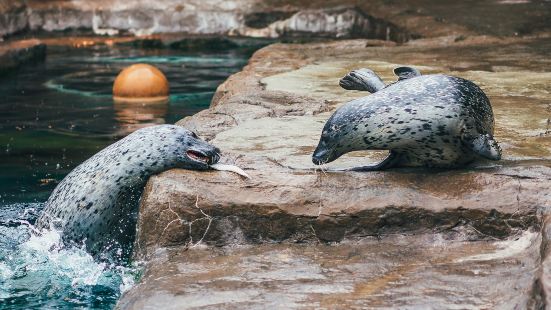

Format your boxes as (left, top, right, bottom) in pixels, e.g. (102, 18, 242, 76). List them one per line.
(35, 125, 220, 259)
(312, 67, 502, 170)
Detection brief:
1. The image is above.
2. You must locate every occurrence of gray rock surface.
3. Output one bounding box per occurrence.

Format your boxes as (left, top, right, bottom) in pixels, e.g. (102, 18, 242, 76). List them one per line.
(26, 0, 247, 36)
(236, 6, 407, 42)
(120, 35, 551, 308)
(0, 0, 28, 38)
(3, 0, 550, 40)
(22, 0, 408, 40)
(122, 232, 543, 309)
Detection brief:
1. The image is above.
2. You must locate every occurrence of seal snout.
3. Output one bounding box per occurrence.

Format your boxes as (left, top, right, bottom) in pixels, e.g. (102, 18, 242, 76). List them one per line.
(312, 155, 321, 165)
(312, 148, 330, 165)
(211, 150, 221, 165)
(209, 147, 221, 165)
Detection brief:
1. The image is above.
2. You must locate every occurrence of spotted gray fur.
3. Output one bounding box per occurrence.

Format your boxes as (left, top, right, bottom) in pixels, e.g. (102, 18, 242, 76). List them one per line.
(35, 125, 220, 259)
(312, 68, 502, 170)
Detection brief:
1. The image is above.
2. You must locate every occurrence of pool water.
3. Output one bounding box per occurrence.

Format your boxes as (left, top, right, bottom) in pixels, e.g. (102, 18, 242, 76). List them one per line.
(0, 43, 253, 309)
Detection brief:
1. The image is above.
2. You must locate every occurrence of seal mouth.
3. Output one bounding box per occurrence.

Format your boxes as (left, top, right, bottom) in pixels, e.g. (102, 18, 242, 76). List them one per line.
(186, 150, 218, 165)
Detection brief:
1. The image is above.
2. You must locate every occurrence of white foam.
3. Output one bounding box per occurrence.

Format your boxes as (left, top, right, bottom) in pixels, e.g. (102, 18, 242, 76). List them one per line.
(0, 262, 13, 280)
(21, 228, 106, 285)
(1, 222, 139, 302)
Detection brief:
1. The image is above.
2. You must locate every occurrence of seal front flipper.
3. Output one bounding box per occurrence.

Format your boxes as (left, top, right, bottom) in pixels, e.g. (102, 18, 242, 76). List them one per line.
(339, 68, 385, 93)
(462, 133, 502, 160)
(394, 66, 421, 81)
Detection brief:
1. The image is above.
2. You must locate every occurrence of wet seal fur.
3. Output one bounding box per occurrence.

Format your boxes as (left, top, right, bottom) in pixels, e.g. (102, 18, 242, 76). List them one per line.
(313, 67, 502, 170)
(35, 125, 220, 259)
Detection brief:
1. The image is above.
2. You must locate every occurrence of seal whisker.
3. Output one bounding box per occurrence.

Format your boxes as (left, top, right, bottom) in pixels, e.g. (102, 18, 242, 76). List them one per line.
(311, 166, 319, 176)
(319, 162, 328, 176)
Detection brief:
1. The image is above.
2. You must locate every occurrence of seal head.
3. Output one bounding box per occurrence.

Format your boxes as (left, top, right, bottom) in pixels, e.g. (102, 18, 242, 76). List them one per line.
(36, 125, 220, 260)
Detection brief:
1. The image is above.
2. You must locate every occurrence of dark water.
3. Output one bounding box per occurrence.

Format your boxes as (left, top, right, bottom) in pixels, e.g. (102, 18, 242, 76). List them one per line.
(0, 43, 251, 309)
(0, 45, 249, 204)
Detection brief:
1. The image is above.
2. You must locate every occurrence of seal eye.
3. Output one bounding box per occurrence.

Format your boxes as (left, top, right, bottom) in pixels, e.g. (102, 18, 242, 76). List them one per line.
(190, 131, 199, 139)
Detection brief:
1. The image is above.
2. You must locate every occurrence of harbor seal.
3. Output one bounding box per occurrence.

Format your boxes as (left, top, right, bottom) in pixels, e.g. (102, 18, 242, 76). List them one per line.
(312, 67, 501, 170)
(35, 125, 220, 259)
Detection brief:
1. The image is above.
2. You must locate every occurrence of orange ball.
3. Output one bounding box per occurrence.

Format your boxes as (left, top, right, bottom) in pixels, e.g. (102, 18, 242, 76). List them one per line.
(113, 64, 169, 103)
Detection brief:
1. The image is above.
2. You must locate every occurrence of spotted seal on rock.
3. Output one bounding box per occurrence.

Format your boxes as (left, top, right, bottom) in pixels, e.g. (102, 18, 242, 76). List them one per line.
(312, 67, 501, 170)
(35, 125, 220, 259)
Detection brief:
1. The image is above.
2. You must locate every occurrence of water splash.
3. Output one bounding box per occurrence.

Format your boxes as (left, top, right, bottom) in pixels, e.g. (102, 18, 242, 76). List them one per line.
(0, 204, 141, 308)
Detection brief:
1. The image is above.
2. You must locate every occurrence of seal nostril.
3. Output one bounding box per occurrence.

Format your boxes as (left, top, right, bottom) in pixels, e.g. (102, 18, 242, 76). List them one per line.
(312, 155, 322, 165)
(312, 147, 329, 165)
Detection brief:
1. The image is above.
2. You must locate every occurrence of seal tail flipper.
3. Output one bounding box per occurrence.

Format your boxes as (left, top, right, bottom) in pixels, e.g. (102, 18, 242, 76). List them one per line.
(342, 151, 400, 171)
(339, 68, 385, 93)
(463, 133, 502, 160)
(394, 66, 421, 81)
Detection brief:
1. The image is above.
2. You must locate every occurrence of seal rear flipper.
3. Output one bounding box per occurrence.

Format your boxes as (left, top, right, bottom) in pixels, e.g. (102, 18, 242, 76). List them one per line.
(394, 66, 421, 81)
(347, 151, 401, 171)
(463, 133, 502, 161)
(339, 68, 385, 93)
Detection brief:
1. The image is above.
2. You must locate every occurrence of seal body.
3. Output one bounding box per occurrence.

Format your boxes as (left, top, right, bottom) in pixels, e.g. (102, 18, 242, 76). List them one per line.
(313, 71, 501, 170)
(36, 125, 220, 259)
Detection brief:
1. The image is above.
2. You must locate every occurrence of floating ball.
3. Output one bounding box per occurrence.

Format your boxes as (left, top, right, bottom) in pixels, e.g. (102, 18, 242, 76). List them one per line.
(113, 64, 169, 103)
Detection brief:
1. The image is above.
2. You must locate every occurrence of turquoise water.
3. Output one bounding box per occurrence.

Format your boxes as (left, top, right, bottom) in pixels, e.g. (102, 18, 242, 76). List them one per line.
(0, 44, 252, 309)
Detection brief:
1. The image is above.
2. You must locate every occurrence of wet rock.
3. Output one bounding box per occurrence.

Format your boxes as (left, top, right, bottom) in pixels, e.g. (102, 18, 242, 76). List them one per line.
(120, 36, 551, 308)
(26, 0, 249, 36)
(134, 161, 543, 254)
(22, 1, 410, 41)
(244, 10, 297, 29)
(0, 0, 28, 38)
(0, 39, 46, 75)
(27, 7, 94, 33)
(123, 232, 542, 309)
(2, 0, 549, 40)
(236, 6, 409, 42)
